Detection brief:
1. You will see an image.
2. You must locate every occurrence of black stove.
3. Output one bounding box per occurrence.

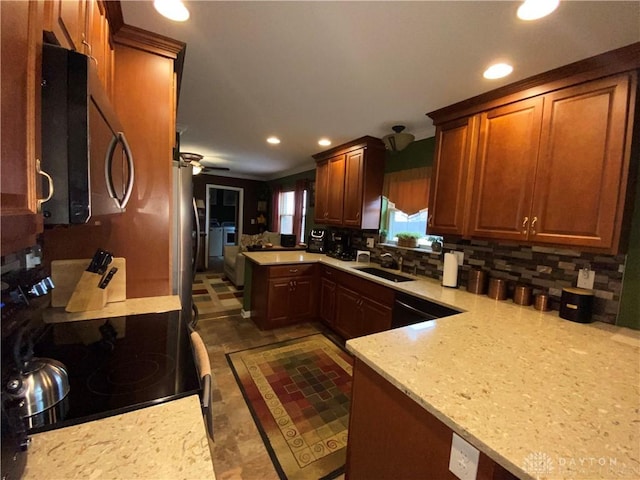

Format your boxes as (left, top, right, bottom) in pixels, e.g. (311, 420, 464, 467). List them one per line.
(26, 310, 200, 433)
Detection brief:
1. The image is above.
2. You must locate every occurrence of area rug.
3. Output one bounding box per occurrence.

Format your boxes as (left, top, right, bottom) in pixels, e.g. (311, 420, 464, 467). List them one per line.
(227, 334, 353, 480)
(192, 272, 243, 318)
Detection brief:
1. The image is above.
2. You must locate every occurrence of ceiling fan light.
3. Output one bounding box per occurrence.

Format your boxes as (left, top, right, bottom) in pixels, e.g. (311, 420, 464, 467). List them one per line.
(153, 0, 190, 22)
(191, 161, 203, 175)
(382, 125, 415, 152)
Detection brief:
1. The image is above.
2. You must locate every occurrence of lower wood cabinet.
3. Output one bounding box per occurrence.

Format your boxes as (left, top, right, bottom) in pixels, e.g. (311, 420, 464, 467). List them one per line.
(319, 266, 337, 328)
(347, 359, 518, 480)
(251, 264, 317, 329)
(334, 271, 394, 339)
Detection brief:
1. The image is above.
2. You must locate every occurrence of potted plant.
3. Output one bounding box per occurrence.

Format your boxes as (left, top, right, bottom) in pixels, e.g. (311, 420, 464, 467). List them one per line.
(379, 228, 388, 244)
(396, 232, 421, 248)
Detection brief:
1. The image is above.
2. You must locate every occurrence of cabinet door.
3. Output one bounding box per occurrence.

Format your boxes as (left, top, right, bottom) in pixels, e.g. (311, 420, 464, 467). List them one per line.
(531, 74, 632, 250)
(469, 97, 543, 241)
(429, 116, 478, 236)
(357, 295, 392, 337)
(266, 278, 293, 326)
(335, 285, 361, 339)
(289, 276, 315, 320)
(314, 159, 329, 223)
(44, 0, 86, 51)
(326, 154, 346, 225)
(85, 0, 113, 94)
(343, 148, 364, 227)
(319, 276, 336, 327)
(1, 1, 43, 254)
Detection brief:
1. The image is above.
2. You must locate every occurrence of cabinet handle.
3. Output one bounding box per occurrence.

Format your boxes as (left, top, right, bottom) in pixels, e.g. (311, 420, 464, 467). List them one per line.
(428, 214, 434, 228)
(289, 269, 298, 273)
(81, 38, 98, 66)
(531, 216, 538, 235)
(36, 159, 54, 211)
(522, 216, 529, 235)
(356, 212, 360, 219)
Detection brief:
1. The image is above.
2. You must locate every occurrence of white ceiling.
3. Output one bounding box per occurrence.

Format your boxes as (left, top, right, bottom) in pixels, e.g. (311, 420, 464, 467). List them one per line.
(120, 1, 640, 180)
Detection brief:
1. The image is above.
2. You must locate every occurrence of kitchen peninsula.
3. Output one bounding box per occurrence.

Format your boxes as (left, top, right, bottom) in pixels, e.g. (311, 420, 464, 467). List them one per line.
(242, 251, 640, 479)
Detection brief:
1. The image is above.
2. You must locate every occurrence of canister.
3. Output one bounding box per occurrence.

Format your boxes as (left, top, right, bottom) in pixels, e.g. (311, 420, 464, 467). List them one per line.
(513, 284, 532, 306)
(467, 269, 487, 295)
(487, 278, 507, 300)
(534, 293, 550, 311)
(559, 287, 594, 323)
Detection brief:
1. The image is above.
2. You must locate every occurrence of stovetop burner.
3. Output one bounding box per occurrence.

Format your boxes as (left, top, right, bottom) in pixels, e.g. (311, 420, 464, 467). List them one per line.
(87, 352, 176, 396)
(26, 311, 199, 434)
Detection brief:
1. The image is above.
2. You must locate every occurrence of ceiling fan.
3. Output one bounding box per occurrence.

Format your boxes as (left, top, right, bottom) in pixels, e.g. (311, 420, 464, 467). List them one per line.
(179, 152, 230, 174)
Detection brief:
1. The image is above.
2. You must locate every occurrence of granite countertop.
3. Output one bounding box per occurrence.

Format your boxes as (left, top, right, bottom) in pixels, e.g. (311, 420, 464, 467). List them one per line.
(43, 295, 182, 323)
(242, 250, 640, 479)
(23, 395, 214, 479)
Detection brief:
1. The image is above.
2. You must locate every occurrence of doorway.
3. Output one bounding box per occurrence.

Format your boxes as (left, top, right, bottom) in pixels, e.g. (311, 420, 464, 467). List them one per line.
(205, 184, 244, 270)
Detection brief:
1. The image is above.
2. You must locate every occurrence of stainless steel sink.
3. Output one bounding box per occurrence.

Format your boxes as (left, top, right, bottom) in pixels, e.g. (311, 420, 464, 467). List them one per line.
(354, 266, 415, 283)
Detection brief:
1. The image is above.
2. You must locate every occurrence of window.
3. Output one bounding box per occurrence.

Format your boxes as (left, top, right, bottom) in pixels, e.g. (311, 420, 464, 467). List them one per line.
(381, 167, 442, 249)
(279, 191, 295, 234)
(386, 202, 433, 247)
(274, 180, 309, 242)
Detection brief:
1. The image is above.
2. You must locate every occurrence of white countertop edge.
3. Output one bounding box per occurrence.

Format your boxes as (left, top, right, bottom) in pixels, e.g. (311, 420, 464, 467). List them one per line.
(346, 337, 534, 480)
(43, 295, 181, 323)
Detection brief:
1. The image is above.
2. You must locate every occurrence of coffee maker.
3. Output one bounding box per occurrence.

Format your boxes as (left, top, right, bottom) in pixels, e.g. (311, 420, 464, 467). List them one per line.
(327, 231, 354, 260)
(307, 229, 326, 253)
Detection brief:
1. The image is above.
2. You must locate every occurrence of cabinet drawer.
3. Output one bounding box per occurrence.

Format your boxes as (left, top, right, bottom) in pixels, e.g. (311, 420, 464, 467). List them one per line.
(338, 271, 395, 306)
(268, 264, 316, 278)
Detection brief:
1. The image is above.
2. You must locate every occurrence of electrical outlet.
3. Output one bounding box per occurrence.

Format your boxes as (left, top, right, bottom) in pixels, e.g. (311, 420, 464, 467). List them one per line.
(452, 251, 464, 266)
(449, 433, 479, 480)
(366, 237, 375, 248)
(577, 268, 595, 290)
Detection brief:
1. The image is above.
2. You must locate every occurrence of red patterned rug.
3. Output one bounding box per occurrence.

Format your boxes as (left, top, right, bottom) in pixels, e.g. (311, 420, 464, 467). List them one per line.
(227, 334, 353, 480)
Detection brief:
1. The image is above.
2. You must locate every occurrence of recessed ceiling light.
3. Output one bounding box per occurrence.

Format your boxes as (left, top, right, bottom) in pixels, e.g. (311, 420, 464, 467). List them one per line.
(153, 0, 190, 22)
(483, 63, 514, 80)
(267, 137, 281, 145)
(517, 0, 559, 21)
(318, 139, 331, 147)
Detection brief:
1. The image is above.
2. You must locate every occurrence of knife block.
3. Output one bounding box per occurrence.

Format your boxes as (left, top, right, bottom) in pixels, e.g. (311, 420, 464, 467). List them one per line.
(65, 271, 108, 312)
(51, 258, 126, 308)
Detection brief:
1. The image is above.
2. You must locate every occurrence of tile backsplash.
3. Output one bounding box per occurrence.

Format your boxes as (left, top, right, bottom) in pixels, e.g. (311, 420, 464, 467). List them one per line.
(352, 233, 626, 325)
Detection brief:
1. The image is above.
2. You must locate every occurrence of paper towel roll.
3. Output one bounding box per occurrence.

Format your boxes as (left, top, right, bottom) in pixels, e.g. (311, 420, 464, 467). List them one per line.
(442, 252, 458, 288)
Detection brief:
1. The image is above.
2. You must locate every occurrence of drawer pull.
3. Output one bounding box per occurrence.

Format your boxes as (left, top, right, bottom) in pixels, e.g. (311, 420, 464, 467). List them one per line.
(289, 268, 298, 273)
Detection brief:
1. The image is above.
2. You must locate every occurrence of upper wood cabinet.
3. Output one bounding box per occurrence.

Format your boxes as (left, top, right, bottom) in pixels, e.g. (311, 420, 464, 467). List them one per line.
(428, 43, 640, 253)
(85, 0, 114, 97)
(315, 154, 346, 225)
(1, 1, 44, 255)
(468, 97, 543, 241)
(313, 136, 385, 230)
(530, 75, 633, 249)
(428, 116, 478, 236)
(43, 0, 86, 52)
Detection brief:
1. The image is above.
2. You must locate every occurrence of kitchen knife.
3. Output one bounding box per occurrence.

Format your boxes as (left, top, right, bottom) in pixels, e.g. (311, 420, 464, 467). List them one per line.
(96, 252, 113, 275)
(99, 267, 118, 289)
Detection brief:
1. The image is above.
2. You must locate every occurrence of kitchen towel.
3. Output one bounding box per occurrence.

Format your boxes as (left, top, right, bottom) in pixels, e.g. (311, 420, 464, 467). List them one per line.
(442, 252, 458, 288)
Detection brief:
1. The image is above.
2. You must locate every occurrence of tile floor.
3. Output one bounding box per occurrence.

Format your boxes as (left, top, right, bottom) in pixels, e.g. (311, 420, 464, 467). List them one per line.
(197, 311, 346, 480)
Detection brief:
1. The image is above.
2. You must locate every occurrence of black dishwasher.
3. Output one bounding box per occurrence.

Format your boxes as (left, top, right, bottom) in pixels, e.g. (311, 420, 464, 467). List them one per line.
(392, 292, 461, 328)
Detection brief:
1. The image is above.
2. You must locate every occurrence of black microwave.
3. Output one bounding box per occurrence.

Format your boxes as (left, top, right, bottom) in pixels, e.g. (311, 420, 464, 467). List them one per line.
(40, 43, 134, 224)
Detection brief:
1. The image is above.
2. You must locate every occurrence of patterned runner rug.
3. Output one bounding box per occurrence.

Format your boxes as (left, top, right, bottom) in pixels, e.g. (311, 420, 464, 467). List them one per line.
(227, 334, 353, 480)
(192, 272, 243, 318)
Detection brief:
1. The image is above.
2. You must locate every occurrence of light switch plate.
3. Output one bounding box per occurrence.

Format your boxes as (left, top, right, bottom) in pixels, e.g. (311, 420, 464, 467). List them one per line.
(577, 268, 595, 290)
(366, 237, 375, 248)
(449, 433, 479, 480)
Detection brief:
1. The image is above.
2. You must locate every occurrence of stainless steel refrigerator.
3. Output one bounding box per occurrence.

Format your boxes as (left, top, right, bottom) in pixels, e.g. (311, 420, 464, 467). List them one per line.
(171, 160, 201, 325)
